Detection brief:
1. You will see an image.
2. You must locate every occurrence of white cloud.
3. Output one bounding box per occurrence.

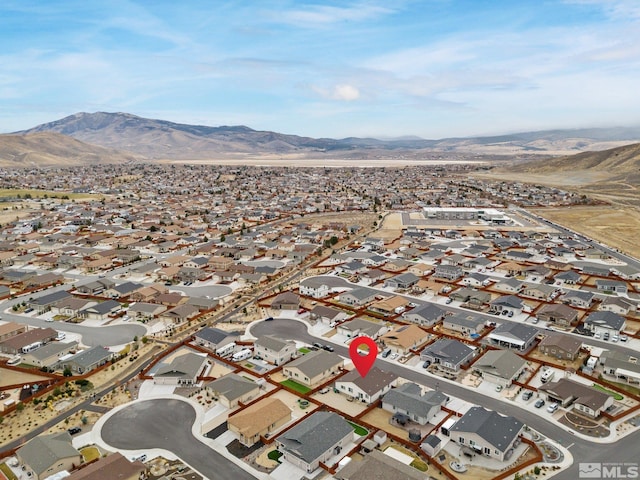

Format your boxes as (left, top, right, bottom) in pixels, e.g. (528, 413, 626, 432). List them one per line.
(312, 83, 361, 101)
(273, 3, 395, 27)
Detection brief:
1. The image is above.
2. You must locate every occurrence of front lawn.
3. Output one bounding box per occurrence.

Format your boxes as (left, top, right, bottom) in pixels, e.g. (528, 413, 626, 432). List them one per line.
(80, 446, 101, 463)
(0, 463, 18, 480)
(298, 347, 310, 354)
(268, 450, 283, 462)
(348, 421, 368, 436)
(592, 383, 624, 401)
(280, 379, 311, 394)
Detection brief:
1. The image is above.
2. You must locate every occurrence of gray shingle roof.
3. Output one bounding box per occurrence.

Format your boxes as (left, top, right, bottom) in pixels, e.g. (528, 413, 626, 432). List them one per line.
(277, 411, 353, 464)
(286, 350, 342, 378)
(584, 311, 626, 331)
(421, 338, 474, 366)
(382, 383, 447, 419)
(337, 367, 397, 395)
(155, 352, 207, 379)
(66, 345, 112, 369)
(255, 334, 293, 352)
(474, 350, 527, 380)
(451, 406, 523, 452)
(17, 432, 80, 476)
(194, 327, 234, 345)
(206, 373, 258, 402)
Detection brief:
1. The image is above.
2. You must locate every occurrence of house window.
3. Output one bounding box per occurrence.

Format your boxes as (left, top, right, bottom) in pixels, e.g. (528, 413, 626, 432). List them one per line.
(459, 437, 464, 444)
(484, 447, 490, 455)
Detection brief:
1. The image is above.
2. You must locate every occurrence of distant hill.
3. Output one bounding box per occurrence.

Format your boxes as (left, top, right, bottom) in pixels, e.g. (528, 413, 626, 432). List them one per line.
(0, 132, 140, 167)
(507, 142, 640, 180)
(16, 112, 640, 159)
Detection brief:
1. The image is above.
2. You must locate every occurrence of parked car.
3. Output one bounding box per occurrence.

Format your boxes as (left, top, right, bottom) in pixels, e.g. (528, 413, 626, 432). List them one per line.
(422, 360, 431, 369)
(313, 342, 323, 349)
(534, 399, 545, 408)
(547, 403, 559, 413)
(620, 335, 629, 342)
(265, 317, 274, 321)
(522, 390, 533, 401)
(381, 348, 392, 358)
(67, 427, 82, 435)
(445, 298, 453, 304)
(495, 385, 503, 392)
(322, 345, 334, 352)
(319, 387, 330, 394)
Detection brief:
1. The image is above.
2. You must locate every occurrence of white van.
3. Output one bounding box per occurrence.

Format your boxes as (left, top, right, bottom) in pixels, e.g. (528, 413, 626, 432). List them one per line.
(586, 356, 598, 369)
(232, 349, 252, 362)
(540, 368, 555, 383)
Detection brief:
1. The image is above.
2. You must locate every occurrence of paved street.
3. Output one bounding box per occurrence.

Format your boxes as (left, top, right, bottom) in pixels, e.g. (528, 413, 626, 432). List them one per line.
(100, 399, 258, 480)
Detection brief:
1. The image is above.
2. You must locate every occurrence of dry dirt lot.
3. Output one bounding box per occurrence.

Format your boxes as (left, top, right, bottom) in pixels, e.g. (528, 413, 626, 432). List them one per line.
(0, 368, 50, 388)
(533, 206, 640, 259)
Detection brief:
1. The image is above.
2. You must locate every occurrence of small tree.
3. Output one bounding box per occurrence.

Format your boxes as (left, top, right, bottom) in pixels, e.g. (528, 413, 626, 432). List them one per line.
(16, 402, 25, 412)
(63, 367, 72, 377)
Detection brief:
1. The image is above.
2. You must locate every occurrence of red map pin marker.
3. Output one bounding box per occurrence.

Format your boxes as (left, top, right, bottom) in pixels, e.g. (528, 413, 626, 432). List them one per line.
(349, 336, 378, 378)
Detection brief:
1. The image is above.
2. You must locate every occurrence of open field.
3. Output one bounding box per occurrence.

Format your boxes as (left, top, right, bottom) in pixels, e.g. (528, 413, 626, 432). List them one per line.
(533, 206, 640, 259)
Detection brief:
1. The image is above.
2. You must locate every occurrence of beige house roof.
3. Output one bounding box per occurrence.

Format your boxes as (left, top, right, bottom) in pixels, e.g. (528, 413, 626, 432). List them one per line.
(228, 397, 291, 439)
(381, 324, 429, 350)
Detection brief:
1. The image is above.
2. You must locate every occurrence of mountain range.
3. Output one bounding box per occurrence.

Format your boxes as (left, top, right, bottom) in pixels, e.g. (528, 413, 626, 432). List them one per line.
(10, 111, 640, 161)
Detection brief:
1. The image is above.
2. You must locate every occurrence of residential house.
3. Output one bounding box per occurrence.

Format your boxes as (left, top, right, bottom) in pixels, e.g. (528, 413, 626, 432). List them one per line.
(360, 269, 387, 286)
(595, 279, 627, 294)
(75, 279, 115, 295)
(65, 452, 146, 480)
(299, 278, 331, 298)
(539, 378, 614, 418)
(489, 295, 525, 314)
(554, 270, 581, 285)
(282, 350, 343, 387)
(449, 288, 491, 309)
(420, 338, 476, 372)
(368, 295, 409, 316)
(193, 327, 238, 354)
(17, 432, 83, 480)
(380, 324, 430, 354)
(335, 367, 397, 404)
(254, 335, 297, 366)
(433, 264, 463, 281)
(51, 297, 94, 319)
(271, 291, 300, 310)
(80, 300, 121, 321)
(403, 303, 446, 327)
(583, 311, 626, 336)
(450, 406, 524, 461)
(473, 350, 527, 387)
(0, 322, 27, 342)
(28, 290, 73, 314)
(309, 305, 350, 325)
(154, 352, 208, 385)
(562, 290, 594, 309)
(462, 272, 491, 288)
(206, 373, 261, 408)
(0, 327, 58, 355)
(335, 449, 424, 480)
(443, 313, 484, 336)
(337, 318, 387, 339)
(275, 411, 353, 473)
(22, 341, 79, 370)
(599, 296, 637, 315)
(127, 302, 167, 320)
(493, 277, 523, 294)
(381, 382, 448, 425)
(228, 397, 292, 447)
(60, 346, 113, 374)
(384, 272, 420, 290)
(599, 350, 640, 385)
(537, 304, 579, 328)
(488, 323, 538, 351)
(160, 303, 200, 324)
(337, 288, 378, 306)
(538, 334, 582, 361)
(521, 283, 556, 301)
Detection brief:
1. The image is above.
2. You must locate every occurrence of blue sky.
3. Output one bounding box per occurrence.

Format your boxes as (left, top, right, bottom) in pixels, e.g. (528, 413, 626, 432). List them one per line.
(1, 0, 640, 139)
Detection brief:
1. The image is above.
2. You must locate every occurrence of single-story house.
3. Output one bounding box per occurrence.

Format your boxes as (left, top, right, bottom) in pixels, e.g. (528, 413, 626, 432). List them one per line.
(17, 432, 83, 480)
(488, 323, 538, 352)
(254, 335, 297, 366)
(380, 324, 430, 354)
(583, 311, 626, 336)
(276, 411, 353, 473)
(450, 406, 524, 461)
(228, 397, 292, 447)
(539, 378, 614, 418)
(206, 373, 261, 408)
(154, 352, 209, 386)
(536, 303, 579, 328)
(282, 350, 343, 388)
(335, 366, 397, 404)
(473, 350, 527, 387)
(538, 334, 582, 361)
(382, 382, 448, 425)
(420, 338, 476, 372)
